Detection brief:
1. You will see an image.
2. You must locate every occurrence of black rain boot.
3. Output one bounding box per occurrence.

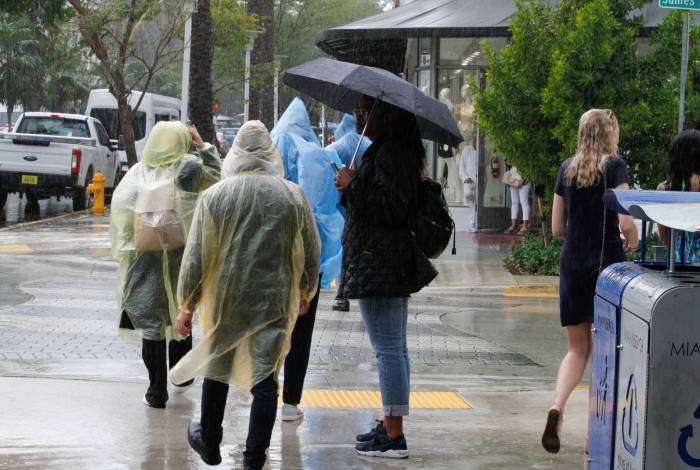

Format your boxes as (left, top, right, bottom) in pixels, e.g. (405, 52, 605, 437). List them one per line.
(142, 338, 168, 408)
(169, 336, 194, 388)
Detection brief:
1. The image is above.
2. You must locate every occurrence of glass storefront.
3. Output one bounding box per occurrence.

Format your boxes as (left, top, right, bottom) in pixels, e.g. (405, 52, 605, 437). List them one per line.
(406, 36, 511, 229)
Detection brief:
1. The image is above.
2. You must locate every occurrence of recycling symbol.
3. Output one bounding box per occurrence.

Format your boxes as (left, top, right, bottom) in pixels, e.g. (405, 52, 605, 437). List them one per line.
(622, 374, 639, 456)
(678, 404, 700, 467)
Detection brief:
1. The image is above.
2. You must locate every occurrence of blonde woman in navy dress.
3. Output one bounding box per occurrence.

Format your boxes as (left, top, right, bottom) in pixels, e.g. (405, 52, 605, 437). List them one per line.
(542, 109, 638, 454)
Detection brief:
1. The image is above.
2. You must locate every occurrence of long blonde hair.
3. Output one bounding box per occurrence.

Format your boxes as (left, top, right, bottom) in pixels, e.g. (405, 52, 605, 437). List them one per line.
(565, 109, 619, 188)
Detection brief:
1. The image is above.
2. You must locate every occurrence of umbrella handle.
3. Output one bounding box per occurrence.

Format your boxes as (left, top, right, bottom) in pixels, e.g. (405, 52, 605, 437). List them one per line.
(349, 95, 380, 169)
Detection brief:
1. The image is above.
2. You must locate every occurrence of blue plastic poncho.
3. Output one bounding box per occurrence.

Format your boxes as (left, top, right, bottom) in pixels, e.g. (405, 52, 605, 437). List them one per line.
(329, 114, 371, 168)
(272, 99, 345, 288)
(271, 98, 318, 183)
(293, 135, 344, 285)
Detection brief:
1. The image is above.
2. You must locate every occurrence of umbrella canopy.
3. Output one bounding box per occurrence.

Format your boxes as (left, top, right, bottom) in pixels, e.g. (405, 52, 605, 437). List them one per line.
(283, 58, 463, 147)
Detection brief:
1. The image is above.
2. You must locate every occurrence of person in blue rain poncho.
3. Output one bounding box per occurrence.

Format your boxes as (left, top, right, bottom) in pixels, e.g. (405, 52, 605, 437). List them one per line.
(270, 98, 345, 423)
(270, 97, 319, 183)
(330, 113, 372, 169)
(328, 113, 372, 312)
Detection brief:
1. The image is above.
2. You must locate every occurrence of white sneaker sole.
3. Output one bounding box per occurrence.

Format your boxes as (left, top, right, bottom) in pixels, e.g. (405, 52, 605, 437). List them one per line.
(282, 413, 304, 422)
(355, 449, 409, 459)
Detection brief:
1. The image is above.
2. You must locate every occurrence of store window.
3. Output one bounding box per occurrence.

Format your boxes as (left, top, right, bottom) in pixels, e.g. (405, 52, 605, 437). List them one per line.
(435, 37, 509, 208)
(439, 38, 506, 66)
(436, 68, 479, 206)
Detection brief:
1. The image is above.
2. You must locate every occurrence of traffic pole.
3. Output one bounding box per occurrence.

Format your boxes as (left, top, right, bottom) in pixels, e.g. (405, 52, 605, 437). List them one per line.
(679, 9, 690, 133)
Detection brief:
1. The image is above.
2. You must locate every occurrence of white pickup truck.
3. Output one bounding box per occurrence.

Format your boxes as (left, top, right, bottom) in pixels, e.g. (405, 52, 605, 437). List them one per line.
(0, 112, 122, 211)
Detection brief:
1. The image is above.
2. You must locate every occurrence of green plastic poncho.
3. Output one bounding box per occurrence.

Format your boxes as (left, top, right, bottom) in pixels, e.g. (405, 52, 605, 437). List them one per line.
(110, 121, 221, 341)
(169, 121, 320, 389)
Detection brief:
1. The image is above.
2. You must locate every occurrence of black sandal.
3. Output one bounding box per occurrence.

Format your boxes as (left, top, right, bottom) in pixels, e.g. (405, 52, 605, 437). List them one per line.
(542, 408, 562, 454)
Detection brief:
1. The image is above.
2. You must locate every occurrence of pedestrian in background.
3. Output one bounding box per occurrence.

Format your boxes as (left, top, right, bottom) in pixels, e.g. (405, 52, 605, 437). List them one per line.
(657, 129, 700, 263)
(170, 121, 320, 469)
(330, 112, 373, 312)
(110, 121, 220, 408)
(271, 99, 336, 422)
(335, 96, 437, 459)
(543, 109, 638, 454)
(503, 165, 531, 235)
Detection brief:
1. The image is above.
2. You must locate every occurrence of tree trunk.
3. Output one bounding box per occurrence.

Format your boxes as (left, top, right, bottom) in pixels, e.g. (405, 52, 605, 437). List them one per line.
(6, 104, 13, 130)
(189, 0, 216, 145)
(114, 88, 138, 168)
(247, 0, 274, 129)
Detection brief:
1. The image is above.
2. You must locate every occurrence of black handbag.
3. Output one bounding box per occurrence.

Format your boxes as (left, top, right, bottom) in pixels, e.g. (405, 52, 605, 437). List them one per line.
(412, 178, 455, 259)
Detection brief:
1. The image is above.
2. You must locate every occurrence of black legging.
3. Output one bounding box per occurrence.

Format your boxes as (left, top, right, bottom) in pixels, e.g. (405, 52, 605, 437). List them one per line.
(283, 273, 322, 405)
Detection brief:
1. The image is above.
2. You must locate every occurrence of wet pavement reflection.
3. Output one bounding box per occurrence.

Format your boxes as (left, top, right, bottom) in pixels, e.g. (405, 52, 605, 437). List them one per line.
(0, 192, 75, 228)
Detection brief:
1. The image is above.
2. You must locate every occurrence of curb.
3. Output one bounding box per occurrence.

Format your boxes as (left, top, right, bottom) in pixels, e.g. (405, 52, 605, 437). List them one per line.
(503, 285, 558, 298)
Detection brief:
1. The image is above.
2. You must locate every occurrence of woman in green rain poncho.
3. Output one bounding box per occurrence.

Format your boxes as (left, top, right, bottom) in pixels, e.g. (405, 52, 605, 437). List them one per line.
(110, 121, 220, 409)
(170, 120, 320, 469)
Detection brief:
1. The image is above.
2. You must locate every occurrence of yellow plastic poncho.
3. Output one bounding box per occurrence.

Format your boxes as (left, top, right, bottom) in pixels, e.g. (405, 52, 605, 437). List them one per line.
(169, 121, 320, 389)
(110, 121, 221, 341)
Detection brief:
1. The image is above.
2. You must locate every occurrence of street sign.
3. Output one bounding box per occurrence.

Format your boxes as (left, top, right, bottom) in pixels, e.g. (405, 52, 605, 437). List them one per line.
(658, 1, 693, 130)
(659, 0, 700, 10)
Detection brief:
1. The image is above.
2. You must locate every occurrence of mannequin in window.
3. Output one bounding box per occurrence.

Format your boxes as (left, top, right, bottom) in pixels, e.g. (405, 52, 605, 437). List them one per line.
(458, 132, 478, 232)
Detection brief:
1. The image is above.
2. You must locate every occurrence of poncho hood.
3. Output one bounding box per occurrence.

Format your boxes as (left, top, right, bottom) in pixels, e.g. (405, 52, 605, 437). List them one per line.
(142, 121, 192, 168)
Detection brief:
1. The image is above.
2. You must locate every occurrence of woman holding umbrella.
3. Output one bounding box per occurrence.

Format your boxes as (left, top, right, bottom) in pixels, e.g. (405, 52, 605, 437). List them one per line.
(335, 95, 437, 459)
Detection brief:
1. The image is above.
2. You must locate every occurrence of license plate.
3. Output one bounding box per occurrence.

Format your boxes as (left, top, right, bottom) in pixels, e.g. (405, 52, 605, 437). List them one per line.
(21, 175, 38, 185)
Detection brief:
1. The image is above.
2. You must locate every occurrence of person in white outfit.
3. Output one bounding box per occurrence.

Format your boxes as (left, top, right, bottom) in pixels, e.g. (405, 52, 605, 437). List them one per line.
(458, 134, 478, 233)
(504, 167, 531, 235)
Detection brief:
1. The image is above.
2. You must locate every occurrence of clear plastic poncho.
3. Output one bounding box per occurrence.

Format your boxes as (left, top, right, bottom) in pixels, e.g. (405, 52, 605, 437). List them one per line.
(169, 121, 320, 389)
(110, 121, 221, 341)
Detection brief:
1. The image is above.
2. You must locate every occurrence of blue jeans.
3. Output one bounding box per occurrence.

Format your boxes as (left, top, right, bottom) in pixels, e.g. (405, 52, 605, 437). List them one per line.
(358, 297, 410, 417)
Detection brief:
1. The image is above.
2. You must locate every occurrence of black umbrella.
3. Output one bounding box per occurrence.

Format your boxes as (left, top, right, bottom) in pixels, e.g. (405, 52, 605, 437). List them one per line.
(283, 58, 463, 148)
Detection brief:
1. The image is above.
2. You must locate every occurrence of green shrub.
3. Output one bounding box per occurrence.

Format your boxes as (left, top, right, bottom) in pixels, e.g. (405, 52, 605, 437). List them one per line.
(504, 235, 562, 276)
(505, 232, 662, 276)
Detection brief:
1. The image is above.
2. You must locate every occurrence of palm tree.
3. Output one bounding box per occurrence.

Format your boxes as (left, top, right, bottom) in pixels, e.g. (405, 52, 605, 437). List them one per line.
(189, 0, 216, 144)
(247, 0, 274, 129)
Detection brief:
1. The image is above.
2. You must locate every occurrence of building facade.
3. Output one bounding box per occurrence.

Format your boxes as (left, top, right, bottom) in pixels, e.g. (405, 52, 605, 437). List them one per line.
(317, 0, 694, 230)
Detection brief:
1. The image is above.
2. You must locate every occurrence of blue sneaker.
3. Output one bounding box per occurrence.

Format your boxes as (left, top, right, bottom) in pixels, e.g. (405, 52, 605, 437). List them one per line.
(355, 427, 409, 459)
(356, 420, 384, 443)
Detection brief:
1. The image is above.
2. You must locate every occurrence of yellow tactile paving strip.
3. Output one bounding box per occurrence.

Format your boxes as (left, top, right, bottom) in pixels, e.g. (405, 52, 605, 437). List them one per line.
(293, 390, 472, 409)
(503, 285, 558, 299)
(0, 244, 33, 253)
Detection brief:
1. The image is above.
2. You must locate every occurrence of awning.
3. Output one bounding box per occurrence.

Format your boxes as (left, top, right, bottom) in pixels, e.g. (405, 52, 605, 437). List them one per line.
(317, 0, 700, 72)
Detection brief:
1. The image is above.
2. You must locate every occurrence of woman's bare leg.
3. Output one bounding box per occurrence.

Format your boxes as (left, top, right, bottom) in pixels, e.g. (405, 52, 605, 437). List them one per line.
(554, 323, 592, 411)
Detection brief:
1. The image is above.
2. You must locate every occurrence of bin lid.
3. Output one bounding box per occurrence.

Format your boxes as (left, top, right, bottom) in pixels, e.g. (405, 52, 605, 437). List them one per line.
(604, 189, 700, 231)
(628, 203, 700, 232)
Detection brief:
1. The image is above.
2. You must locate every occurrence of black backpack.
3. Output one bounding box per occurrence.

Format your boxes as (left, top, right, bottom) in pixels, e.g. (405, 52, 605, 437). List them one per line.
(412, 178, 455, 259)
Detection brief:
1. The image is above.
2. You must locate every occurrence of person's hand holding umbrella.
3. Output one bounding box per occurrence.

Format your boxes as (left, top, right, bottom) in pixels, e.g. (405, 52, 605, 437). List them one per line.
(334, 167, 356, 194)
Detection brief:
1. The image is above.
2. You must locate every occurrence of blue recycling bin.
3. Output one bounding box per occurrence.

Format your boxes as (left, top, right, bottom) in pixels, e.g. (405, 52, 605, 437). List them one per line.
(588, 190, 700, 470)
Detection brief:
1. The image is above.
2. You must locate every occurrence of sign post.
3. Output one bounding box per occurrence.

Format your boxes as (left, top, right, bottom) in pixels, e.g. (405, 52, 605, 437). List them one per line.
(659, 2, 697, 132)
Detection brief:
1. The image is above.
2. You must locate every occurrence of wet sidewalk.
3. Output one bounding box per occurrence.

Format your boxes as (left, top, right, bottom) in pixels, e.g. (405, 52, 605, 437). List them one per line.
(0, 211, 584, 470)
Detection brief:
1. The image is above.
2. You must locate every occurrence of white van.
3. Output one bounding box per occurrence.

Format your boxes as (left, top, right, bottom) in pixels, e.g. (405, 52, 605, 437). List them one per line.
(85, 89, 181, 174)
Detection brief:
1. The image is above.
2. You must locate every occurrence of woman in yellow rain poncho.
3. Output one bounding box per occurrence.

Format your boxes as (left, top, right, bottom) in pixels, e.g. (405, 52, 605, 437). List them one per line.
(110, 121, 220, 409)
(170, 120, 320, 468)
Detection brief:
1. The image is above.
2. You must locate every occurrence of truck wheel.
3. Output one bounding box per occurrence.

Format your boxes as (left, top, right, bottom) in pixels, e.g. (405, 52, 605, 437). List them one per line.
(0, 188, 7, 223)
(73, 168, 93, 211)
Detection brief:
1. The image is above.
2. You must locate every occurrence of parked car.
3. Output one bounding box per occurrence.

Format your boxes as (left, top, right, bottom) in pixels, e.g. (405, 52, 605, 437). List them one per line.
(0, 112, 122, 211)
(219, 127, 238, 157)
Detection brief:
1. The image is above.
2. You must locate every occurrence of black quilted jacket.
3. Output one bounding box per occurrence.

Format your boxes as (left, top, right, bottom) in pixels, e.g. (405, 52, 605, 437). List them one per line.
(336, 134, 437, 299)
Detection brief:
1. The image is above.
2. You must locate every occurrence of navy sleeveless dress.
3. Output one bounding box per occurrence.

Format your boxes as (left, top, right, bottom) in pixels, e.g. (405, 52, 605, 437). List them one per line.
(554, 156, 630, 327)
